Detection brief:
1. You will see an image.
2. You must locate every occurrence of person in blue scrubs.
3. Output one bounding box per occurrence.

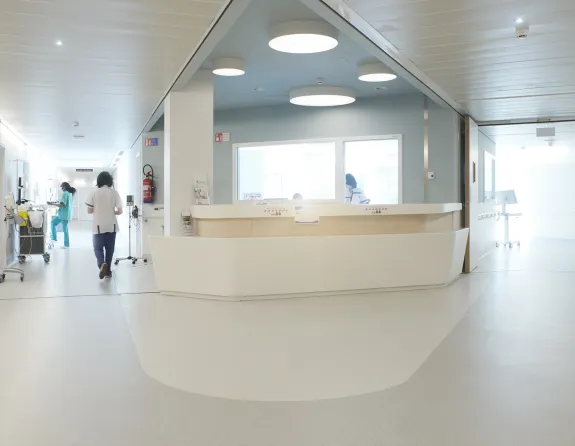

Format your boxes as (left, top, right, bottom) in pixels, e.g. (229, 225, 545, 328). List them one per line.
(49, 182, 76, 249)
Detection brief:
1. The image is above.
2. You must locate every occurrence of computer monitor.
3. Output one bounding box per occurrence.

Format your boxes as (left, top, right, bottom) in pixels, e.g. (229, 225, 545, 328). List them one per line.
(496, 190, 518, 205)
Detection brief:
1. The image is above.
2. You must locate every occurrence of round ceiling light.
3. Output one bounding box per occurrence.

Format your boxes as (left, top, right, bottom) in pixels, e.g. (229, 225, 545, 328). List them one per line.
(269, 21, 338, 54)
(289, 86, 356, 107)
(358, 63, 397, 82)
(212, 58, 245, 76)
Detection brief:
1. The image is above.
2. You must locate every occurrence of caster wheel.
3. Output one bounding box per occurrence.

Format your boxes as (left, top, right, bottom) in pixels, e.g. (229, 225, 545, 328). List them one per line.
(115, 261, 119, 266)
(144, 259, 148, 263)
(132, 260, 137, 265)
(20, 275, 24, 282)
(0, 274, 4, 284)
(43, 253, 50, 264)
(496, 243, 500, 247)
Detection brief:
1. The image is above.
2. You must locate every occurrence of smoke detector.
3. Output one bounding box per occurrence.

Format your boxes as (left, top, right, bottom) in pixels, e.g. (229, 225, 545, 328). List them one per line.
(516, 23, 530, 39)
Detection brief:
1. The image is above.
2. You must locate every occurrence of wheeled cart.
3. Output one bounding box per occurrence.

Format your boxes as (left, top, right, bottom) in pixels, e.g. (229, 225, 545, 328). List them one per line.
(12, 209, 51, 281)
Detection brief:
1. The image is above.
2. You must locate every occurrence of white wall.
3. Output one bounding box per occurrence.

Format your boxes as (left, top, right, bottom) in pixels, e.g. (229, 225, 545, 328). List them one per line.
(214, 95, 461, 205)
(476, 131, 497, 260)
(76, 187, 96, 221)
(498, 145, 575, 240)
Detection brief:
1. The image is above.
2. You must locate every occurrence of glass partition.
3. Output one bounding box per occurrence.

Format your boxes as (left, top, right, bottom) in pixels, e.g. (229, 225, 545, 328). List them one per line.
(236, 142, 336, 201)
(235, 136, 402, 203)
(344, 138, 401, 204)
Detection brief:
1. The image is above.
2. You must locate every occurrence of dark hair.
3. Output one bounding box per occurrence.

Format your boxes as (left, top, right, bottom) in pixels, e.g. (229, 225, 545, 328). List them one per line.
(97, 171, 114, 188)
(346, 173, 357, 189)
(61, 182, 77, 195)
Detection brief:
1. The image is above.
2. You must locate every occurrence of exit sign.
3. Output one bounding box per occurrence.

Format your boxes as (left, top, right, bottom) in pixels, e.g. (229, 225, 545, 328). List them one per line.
(144, 137, 159, 147)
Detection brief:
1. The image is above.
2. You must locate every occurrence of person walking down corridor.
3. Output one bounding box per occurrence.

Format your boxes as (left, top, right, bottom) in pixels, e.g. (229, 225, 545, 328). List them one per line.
(86, 171, 123, 279)
(49, 182, 76, 249)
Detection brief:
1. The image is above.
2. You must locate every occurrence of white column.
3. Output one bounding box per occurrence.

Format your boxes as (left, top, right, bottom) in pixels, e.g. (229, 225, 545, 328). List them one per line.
(164, 70, 213, 236)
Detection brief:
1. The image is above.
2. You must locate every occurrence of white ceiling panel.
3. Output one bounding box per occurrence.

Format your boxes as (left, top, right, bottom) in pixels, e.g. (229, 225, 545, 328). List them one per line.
(0, 0, 227, 165)
(345, 0, 575, 122)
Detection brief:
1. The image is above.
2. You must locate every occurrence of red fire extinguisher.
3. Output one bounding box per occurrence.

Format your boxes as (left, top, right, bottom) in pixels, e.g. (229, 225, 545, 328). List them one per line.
(143, 164, 154, 204)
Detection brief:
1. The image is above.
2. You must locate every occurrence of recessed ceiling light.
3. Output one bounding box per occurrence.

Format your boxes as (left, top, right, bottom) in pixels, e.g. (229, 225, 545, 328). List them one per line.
(358, 63, 397, 82)
(212, 58, 245, 76)
(515, 18, 524, 24)
(289, 86, 356, 107)
(269, 21, 338, 54)
(55, 40, 63, 46)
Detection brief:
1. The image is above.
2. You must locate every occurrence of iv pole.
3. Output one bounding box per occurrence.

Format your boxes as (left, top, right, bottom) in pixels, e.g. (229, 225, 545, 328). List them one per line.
(114, 195, 147, 266)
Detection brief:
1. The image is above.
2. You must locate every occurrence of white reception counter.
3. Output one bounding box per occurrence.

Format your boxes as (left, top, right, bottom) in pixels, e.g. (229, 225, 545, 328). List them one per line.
(150, 203, 468, 300)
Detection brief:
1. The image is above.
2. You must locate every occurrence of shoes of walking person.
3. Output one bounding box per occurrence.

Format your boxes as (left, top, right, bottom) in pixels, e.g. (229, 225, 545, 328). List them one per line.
(99, 263, 108, 280)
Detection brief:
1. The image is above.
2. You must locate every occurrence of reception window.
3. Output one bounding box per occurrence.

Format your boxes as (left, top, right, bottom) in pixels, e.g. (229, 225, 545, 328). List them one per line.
(236, 142, 336, 201)
(344, 139, 401, 205)
(235, 136, 402, 203)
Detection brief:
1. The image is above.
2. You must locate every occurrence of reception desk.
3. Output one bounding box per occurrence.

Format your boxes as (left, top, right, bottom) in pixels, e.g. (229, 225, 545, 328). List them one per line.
(150, 203, 468, 300)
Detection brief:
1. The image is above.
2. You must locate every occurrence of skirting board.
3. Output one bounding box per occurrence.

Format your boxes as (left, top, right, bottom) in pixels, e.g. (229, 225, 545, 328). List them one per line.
(159, 276, 462, 302)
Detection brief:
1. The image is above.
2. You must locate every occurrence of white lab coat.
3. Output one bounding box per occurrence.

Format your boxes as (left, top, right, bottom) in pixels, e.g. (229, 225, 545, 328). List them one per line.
(346, 187, 370, 204)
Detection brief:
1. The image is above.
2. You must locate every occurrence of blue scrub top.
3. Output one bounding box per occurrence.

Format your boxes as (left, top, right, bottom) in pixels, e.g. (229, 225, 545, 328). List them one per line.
(58, 191, 74, 221)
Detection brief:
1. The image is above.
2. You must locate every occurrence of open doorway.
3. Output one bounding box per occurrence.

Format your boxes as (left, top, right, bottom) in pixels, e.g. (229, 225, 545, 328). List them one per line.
(478, 121, 575, 272)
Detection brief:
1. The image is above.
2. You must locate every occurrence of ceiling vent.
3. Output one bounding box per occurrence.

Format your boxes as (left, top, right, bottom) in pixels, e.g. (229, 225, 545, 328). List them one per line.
(73, 135, 85, 140)
(536, 127, 555, 138)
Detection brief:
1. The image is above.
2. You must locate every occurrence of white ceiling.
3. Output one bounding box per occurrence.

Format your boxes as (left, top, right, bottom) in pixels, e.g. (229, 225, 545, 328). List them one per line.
(482, 121, 575, 148)
(0, 0, 227, 167)
(344, 0, 575, 123)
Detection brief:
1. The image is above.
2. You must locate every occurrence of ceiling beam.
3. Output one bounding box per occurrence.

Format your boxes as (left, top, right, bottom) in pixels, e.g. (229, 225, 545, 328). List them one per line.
(478, 116, 575, 127)
(130, 0, 253, 149)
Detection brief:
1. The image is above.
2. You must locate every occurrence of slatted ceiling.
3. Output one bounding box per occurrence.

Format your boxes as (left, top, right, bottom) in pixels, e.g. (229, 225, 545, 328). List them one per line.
(0, 0, 227, 164)
(346, 0, 575, 121)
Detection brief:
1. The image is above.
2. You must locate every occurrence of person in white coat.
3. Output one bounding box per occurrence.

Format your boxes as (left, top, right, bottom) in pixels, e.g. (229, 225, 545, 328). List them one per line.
(86, 171, 123, 279)
(345, 173, 370, 204)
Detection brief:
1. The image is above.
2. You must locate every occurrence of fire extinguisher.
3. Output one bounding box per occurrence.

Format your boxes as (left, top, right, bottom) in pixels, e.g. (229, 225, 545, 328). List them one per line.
(143, 164, 154, 204)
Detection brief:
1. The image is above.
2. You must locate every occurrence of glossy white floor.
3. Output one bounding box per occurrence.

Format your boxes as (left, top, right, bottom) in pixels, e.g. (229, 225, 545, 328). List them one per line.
(1, 224, 575, 445)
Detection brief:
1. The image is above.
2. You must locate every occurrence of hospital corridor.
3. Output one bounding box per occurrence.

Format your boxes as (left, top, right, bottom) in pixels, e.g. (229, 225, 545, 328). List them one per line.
(2, 0, 575, 444)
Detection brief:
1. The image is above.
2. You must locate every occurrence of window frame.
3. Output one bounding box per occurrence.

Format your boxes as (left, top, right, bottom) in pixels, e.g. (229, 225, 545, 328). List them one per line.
(233, 134, 403, 204)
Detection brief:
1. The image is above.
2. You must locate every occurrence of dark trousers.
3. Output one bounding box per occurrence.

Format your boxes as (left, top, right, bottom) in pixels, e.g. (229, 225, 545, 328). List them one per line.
(93, 232, 117, 272)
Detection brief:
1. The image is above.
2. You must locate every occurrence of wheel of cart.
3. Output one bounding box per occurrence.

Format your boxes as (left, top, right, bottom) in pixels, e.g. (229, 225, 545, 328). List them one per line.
(43, 252, 51, 263)
(18, 255, 26, 264)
